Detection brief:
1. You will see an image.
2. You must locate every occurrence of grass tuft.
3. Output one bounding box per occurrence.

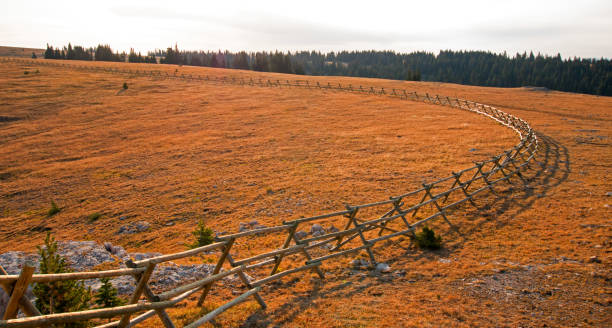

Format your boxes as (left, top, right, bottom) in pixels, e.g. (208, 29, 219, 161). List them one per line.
(413, 226, 442, 250)
(47, 201, 61, 217)
(88, 212, 102, 222)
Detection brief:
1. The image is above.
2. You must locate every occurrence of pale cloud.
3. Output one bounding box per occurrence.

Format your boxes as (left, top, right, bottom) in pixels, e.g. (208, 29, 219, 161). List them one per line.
(1, 0, 610, 58)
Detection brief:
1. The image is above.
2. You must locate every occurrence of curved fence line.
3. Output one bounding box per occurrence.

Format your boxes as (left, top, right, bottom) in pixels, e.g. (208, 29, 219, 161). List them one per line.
(0, 57, 538, 328)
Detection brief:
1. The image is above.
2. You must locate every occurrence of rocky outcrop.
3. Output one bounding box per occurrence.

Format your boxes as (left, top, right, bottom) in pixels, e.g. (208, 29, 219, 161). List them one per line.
(0, 241, 214, 296)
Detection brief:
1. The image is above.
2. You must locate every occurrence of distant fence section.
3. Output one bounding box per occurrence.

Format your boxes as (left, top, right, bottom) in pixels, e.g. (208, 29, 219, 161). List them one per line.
(0, 58, 538, 327)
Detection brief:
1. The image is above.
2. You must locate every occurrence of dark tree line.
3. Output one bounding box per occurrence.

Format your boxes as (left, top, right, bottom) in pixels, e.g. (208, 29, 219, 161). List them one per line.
(292, 50, 610, 96)
(153, 46, 305, 75)
(127, 48, 156, 63)
(44, 43, 93, 61)
(44, 44, 154, 63)
(44, 43, 611, 96)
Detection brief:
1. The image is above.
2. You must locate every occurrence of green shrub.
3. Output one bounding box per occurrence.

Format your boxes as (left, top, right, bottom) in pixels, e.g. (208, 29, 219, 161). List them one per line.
(122, 82, 128, 90)
(94, 278, 124, 308)
(88, 212, 101, 222)
(189, 220, 214, 249)
(48, 201, 61, 217)
(413, 226, 442, 250)
(34, 233, 91, 327)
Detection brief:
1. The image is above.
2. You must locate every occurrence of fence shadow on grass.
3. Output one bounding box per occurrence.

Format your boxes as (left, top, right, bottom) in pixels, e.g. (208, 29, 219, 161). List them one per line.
(238, 133, 570, 327)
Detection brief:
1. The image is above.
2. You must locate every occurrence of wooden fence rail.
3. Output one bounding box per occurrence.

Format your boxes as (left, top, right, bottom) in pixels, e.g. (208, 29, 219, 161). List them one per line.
(0, 57, 538, 327)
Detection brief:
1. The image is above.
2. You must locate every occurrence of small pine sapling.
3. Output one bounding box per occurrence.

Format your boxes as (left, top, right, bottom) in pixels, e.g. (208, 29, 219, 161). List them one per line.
(189, 220, 214, 249)
(94, 278, 124, 308)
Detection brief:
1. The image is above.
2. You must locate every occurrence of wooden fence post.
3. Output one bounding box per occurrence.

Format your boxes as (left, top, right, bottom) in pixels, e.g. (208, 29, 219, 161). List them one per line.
(224, 254, 267, 309)
(117, 263, 156, 328)
(422, 184, 458, 233)
(0, 265, 43, 321)
(197, 238, 234, 306)
(3, 264, 35, 320)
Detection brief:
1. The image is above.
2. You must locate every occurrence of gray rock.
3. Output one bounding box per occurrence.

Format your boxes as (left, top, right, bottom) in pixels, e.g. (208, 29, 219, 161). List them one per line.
(117, 221, 150, 235)
(248, 220, 259, 227)
(0, 241, 117, 274)
(134, 221, 150, 231)
(224, 271, 255, 284)
(310, 224, 324, 234)
(58, 241, 116, 271)
(438, 258, 452, 264)
(350, 258, 369, 269)
(0, 251, 39, 274)
(103, 242, 113, 253)
(312, 230, 325, 237)
(588, 256, 602, 263)
(375, 263, 391, 273)
(294, 231, 308, 240)
(0, 241, 217, 296)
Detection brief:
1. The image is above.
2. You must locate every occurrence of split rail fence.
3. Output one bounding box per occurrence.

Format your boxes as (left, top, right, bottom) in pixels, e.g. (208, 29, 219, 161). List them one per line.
(0, 58, 538, 327)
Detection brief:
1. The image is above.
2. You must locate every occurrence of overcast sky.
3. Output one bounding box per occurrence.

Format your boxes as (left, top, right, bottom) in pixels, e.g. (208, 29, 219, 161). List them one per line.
(2, 0, 611, 58)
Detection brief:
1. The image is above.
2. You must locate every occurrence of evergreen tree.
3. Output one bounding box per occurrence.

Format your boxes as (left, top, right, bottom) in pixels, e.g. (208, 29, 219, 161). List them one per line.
(162, 46, 180, 65)
(253, 52, 269, 72)
(232, 51, 250, 70)
(128, 48, 145, 63)
(44, 45, 54, 59)
(65, 43, 75, 60)
(95, 45, 121, 62)
(94, 278, 124, 308)
(33, 233, 91, 328)
(189, 220, 215, 248)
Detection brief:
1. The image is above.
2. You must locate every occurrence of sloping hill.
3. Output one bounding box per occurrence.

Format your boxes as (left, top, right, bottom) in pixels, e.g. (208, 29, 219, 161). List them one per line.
(0, 59, 610, 327)
(0, 46, 44, 58)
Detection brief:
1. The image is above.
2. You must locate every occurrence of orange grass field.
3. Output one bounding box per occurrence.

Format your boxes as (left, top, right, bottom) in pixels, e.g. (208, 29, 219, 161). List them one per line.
(0, 59, 611, 327)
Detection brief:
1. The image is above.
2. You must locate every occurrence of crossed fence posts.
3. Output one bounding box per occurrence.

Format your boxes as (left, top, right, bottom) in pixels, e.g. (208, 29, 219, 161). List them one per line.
(0, 57, 537, 327)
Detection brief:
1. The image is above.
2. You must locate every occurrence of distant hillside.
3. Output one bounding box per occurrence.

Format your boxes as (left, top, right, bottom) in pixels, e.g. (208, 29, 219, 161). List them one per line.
(0, 45, 45, 58)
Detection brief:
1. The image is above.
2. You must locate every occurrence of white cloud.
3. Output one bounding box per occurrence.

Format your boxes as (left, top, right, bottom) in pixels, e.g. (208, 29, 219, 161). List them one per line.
(1, 0, 610, 58)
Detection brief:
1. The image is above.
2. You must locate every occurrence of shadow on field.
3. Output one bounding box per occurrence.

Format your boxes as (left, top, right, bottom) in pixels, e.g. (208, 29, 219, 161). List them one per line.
(449, 132, 571, 243)
(237, 132, 570, 327)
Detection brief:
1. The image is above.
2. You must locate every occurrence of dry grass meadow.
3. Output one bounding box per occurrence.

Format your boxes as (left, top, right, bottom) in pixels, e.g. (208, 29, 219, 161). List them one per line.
(0, 59, 610, 327)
